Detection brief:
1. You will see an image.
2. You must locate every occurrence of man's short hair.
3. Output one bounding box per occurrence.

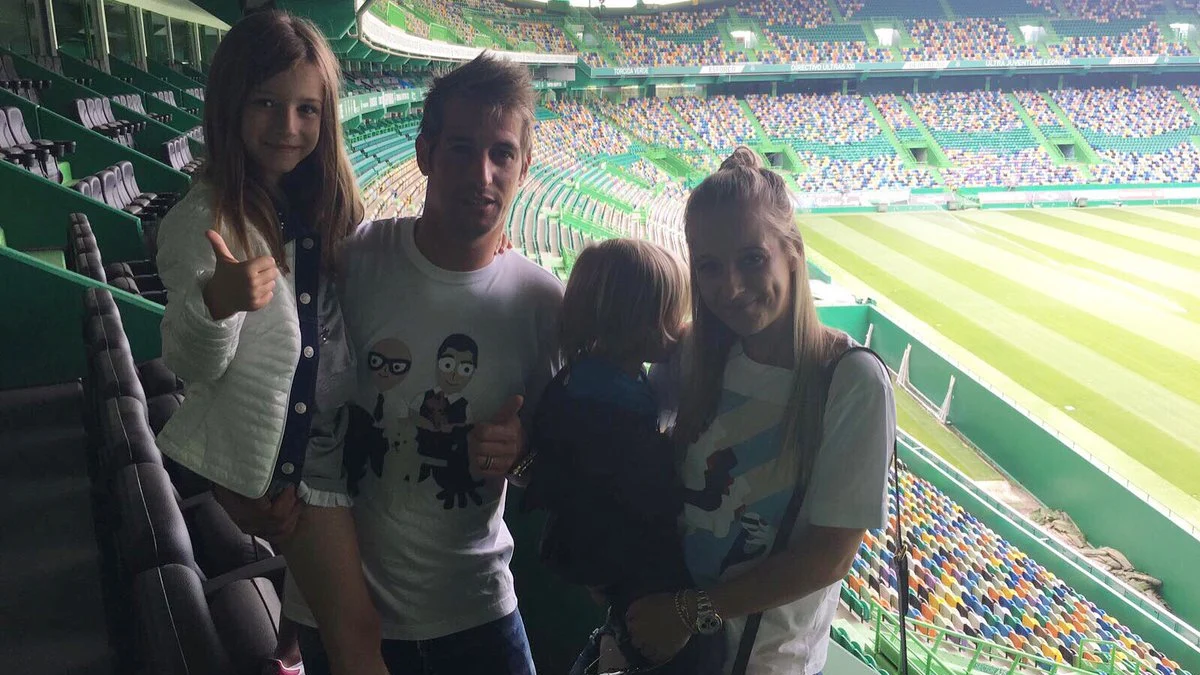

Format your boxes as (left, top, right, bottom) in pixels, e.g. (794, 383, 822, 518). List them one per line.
(420, 52, 536, 155)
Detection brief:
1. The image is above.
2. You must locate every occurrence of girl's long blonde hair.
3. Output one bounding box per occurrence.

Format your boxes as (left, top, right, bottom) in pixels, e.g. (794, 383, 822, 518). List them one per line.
(202, 10, 363, 272)
(675, 147, 843, 490)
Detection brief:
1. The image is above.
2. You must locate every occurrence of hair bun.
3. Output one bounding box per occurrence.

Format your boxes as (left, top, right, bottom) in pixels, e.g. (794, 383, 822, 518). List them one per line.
(720, 146, 762, 172)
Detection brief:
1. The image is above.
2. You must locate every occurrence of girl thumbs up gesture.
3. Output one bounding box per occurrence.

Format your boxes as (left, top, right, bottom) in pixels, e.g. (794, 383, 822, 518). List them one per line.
(202, 229, 279, 320)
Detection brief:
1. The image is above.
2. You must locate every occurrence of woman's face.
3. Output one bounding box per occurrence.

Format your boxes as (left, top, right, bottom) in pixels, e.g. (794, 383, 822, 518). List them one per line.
(689, 212, 797, 339)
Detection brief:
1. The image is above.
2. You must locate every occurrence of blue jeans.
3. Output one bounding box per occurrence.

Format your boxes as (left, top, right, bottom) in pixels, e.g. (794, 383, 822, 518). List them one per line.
(296, 609, 535, 675)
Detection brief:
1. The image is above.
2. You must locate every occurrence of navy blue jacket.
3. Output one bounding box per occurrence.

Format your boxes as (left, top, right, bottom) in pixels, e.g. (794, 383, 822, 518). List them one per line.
(524, 357, 690, 604)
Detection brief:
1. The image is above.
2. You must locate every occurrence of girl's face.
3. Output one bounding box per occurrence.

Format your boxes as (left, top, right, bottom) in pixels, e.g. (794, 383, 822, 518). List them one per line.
(689, 211, 797, 339)
(241, 61, 324, 188)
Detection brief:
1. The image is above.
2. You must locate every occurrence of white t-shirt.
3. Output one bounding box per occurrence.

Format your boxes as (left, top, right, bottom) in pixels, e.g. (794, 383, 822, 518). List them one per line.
(283, 217, 562, 640)
(670, 343, 894, 675)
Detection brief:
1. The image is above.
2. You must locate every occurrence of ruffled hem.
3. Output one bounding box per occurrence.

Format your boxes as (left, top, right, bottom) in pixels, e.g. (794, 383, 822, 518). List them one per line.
(297, 481, 353, 508)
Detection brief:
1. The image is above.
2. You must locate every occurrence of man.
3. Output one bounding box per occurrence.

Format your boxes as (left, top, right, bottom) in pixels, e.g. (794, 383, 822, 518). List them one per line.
(220, 53, 562, 674)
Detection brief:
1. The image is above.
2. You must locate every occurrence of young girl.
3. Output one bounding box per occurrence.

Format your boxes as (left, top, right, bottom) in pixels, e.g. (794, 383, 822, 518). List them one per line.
(154, 11, 386, 675)
(524, 239, 725, 674)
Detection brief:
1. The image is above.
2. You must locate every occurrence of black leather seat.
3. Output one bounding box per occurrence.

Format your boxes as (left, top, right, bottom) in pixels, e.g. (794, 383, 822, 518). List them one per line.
(84, 286, 120, 318)
(133, 562, 284, 675)
(112, 462, 200, 578)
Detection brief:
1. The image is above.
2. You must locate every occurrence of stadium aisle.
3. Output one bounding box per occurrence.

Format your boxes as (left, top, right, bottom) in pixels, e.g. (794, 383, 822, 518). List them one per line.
(0, 383, 113, 675)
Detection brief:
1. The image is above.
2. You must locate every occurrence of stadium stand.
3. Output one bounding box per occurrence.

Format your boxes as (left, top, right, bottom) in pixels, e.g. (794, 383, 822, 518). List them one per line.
(1048, 21, 1189, 57)
(749, 92, 890, 145)
(672, 95, 761, 151)
(8, 4, 1200, 675)
(850, 467, 1192, 675)
(1052, 86, 1198, 138)
(405, 0, 481, 44)
(594, 97, 705, 152)
(905, 91, 1087, 187)
(613, 9, 743, 68)
(1013, 90, 1067, 133)
(904, 19, 1038, 60)
(342, 68, 420, 93)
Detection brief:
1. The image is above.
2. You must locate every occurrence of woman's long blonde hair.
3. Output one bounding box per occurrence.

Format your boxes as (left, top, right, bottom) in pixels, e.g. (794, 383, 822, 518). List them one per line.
(675, 147, 843, 490)
(202, 10, 363, 272)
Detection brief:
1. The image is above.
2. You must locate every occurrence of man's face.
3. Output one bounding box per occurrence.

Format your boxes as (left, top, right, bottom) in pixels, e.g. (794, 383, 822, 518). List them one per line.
(416, 100, 530, 241)
(436, 347, 477, 395)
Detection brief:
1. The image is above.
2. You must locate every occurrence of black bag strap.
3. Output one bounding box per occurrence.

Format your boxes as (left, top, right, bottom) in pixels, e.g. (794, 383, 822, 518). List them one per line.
(730, 346, 908, 675)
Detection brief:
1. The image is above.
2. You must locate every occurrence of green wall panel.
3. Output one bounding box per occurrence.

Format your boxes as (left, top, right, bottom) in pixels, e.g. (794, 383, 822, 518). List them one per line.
(57, 52, 199, 150)
(109, 56, 204, 127)
(0, 161, 146, 263)
(36, 107, 190, 197)
(818, 303, 872, 342)
(0, 248, 162, 390)
(1, 50, 203, 159)
(148, 59, 205, 90)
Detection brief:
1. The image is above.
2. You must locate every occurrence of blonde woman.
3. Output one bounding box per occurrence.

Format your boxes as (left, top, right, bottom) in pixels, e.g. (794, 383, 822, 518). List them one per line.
(627, 147, 896, 675)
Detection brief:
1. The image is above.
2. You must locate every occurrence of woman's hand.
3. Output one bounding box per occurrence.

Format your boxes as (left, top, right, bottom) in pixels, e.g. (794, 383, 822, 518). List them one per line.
(625, 593, 692, 665)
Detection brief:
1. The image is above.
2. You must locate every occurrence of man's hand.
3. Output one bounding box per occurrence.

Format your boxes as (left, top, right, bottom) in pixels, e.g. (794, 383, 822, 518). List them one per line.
(468, 395, 524, 478)
(203, 230, 278, 321)
(213, 483, 302, 544)
(496, 232, 513, 255)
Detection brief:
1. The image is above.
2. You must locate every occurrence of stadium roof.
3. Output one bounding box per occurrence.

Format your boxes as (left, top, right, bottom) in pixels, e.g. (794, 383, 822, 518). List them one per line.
(522, 0, 694, 6)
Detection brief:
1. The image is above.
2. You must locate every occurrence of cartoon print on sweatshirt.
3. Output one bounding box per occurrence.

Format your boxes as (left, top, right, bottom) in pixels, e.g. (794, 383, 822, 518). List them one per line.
(410, 333, 486, 509)
(681, 401, 794, 582)
(344, 337, 413, 496)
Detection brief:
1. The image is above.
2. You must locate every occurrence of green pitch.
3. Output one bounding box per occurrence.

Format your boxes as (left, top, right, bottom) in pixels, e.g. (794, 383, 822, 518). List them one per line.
(799, 206, 1200, 522)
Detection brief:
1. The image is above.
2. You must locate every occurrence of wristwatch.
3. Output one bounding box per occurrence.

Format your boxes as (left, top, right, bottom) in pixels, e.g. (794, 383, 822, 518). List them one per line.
(692, 589, 724, 636)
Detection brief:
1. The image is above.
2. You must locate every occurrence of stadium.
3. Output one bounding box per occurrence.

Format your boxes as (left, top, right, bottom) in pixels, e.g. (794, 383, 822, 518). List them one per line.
(0, 0, 1198, 673)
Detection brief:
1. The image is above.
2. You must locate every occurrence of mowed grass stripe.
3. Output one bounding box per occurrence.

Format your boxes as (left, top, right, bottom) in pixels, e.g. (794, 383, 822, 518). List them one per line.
(806, 217, 1200, 442)
(1051, 208, 1200, 257)
(800, 225, 1200, 500)
(833, 214, 1200, 403)
(949, 213, 1200, 325)
(1163, 206, 1200, 219)
(1087, 208, 1200, 242)
(890, 213, 1200, 353)
(1113, 207, 1200, 231)
(1008, 211, 1200, 273)
(954, 210, 1200, 302)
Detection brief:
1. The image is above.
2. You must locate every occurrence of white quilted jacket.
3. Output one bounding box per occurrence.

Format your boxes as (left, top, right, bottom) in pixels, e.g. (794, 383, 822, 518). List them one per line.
(155, 182, 300, 499)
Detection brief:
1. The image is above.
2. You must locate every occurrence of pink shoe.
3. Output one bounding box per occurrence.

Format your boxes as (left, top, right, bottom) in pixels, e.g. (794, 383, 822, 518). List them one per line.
(263, 658, 304, 675)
